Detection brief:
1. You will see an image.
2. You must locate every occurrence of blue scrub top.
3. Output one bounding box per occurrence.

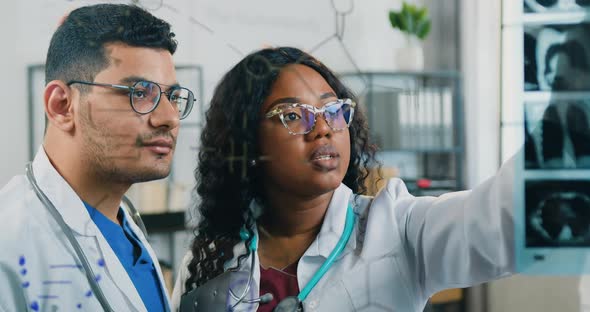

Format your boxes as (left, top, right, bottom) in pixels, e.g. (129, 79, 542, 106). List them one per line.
(84, 202, 167, 312)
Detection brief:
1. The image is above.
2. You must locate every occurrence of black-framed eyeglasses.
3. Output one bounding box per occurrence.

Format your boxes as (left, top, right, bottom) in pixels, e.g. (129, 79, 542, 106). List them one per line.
(67, 80, 195, 120)
(265, 98, 356, 135)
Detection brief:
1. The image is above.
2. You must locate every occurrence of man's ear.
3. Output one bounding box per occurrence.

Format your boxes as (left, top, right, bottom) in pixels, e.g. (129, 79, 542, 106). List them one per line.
(44, 80, 76, 132)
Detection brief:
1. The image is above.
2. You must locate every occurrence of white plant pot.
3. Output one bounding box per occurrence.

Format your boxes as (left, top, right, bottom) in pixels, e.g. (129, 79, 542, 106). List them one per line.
(396, 38, 424, 71)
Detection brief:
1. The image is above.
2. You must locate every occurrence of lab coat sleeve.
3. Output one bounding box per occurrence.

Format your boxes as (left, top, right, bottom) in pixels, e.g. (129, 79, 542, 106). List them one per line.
(391, 156, 515, 298)
(171, 251, 192, 312)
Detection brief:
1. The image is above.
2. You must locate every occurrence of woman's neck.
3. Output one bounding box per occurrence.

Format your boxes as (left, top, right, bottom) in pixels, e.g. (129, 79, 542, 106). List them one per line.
(256, 188, 334, 269)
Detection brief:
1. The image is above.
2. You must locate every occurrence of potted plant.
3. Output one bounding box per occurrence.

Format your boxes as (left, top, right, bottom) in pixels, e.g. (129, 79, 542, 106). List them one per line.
(389, 2, 431, 70)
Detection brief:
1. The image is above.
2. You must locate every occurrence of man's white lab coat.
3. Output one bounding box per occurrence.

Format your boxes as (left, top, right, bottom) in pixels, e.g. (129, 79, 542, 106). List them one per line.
(0, 148, 171, 312)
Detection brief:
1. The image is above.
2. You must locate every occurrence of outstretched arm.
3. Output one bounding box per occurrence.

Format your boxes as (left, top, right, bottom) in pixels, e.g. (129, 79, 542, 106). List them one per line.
(392, 156, 516, 299)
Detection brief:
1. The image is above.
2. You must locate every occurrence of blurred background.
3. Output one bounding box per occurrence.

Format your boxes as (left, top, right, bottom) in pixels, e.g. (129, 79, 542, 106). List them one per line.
(1, 0, 588, 311)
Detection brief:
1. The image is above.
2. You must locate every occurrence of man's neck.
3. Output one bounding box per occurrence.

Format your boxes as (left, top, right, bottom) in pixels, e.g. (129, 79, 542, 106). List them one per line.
(77, 180, 128, 225)
(43, 144, 129, 225)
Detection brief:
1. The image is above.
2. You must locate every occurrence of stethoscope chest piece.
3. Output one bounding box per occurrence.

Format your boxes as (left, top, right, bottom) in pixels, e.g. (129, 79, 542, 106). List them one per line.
(181, 270, 256, 312)
(273, 296, 302, 312)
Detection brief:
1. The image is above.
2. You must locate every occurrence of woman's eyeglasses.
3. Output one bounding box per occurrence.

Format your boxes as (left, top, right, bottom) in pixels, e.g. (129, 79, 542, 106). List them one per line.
(67, 80, 195, 120)
(265, 98, 356, 135)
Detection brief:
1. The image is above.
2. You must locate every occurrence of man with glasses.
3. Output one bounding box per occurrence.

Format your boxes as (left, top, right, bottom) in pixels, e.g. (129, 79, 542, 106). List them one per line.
(0, 4, 193, 312)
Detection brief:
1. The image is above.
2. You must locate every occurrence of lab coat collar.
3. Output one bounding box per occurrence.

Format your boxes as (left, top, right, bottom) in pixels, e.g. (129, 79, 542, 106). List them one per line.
(222, 185, 358, 306)
(240, 184, 358, 261)
(308, 183, 357, 259)
(31, 147, 98, 237)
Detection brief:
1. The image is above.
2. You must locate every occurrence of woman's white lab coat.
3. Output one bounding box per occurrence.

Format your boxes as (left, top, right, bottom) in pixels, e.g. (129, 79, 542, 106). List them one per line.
(0, 149, 171, 312)
(171, 158, 515, 311)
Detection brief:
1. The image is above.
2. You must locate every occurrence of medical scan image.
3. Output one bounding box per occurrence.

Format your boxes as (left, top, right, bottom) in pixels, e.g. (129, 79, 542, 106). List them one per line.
(526, 180, 590, 247)
(524, 23, 590, 91)
(525, 0, 590, 12)
(525, 101, 590, 169)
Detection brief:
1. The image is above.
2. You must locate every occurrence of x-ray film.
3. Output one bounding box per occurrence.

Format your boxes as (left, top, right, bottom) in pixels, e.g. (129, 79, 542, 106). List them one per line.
(516, 98, 590, 274)
(525, 100, 590, 170)
(525, 0, 590, 13)
(516, 7, 590, 274)
(515, 174, 590, 274)
(524, 23, 590, 92)
(514, 98, 590, 275)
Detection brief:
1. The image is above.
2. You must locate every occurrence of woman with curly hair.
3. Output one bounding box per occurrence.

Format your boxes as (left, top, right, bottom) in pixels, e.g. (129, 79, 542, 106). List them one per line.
(171, 47, 515, 312)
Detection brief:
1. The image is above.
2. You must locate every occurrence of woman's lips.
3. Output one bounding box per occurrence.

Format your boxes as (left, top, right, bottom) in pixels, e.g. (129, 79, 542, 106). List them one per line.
(309, 145, 340, 171)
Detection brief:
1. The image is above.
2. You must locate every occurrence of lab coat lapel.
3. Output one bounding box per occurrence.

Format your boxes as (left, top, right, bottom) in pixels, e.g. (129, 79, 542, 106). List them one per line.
(313, 183, 396, 261)
(31, 148, 98, 237)
(97, 233, 147, 311)
(313, 183, 358, 259)
(32, 148, 147, 311)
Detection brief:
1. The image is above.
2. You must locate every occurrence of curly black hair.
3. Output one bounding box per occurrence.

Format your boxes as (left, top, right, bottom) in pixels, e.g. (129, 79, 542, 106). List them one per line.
(185, 47, 379, 292)
(46, 4, 177, 88)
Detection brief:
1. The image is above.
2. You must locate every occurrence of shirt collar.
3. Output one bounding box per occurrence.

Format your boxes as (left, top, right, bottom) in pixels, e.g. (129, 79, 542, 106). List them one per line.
(82, 202, 127, 236)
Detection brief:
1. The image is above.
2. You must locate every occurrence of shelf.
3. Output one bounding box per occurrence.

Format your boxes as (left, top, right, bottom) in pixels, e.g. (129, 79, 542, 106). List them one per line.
(340, 70, 461, 79)
(142, 211, 186, 233)
(340, 71, 464, 192)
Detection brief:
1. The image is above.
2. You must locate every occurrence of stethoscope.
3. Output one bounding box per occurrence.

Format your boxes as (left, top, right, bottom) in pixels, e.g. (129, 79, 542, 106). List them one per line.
(180, 203, 356, 312)
(25, 163, 149, 312)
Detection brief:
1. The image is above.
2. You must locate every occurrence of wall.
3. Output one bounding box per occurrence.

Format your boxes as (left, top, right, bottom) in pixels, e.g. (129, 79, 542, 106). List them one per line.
(0, 0, 26, 185)
(0, 0, 462, 278)
(0, 0, 459, 185)
(489, 275, 580, 312)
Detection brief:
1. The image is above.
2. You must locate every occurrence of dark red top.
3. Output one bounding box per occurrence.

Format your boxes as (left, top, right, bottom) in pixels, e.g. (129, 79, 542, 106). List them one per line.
(257, 261, 300, 312)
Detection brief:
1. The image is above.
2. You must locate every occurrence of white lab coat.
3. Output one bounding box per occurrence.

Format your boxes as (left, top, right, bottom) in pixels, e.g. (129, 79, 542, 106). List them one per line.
(0, 148, 171, 312)
(171, 158, 516, 311)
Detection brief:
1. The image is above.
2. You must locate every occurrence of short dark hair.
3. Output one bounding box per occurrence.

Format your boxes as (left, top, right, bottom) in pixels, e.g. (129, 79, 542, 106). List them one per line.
(45, 4, 177, 86)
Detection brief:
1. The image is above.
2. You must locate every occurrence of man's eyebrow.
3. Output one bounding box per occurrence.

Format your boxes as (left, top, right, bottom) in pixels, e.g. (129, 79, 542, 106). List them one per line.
(118, 76, 181, 89)
(118, 76, 148, 84)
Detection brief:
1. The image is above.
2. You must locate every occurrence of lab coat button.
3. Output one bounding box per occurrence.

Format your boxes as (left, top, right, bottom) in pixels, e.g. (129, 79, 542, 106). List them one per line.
(308, 300, 317, 310)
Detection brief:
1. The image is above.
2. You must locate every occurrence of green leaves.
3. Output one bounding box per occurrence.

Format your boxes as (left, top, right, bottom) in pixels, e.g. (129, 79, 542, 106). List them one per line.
(388, 2, 431, 40)
(416, 19, 431, 40)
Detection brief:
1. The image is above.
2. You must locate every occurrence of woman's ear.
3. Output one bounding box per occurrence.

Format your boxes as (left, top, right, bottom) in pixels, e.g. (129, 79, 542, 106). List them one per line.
(44, 80, 75, 132)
